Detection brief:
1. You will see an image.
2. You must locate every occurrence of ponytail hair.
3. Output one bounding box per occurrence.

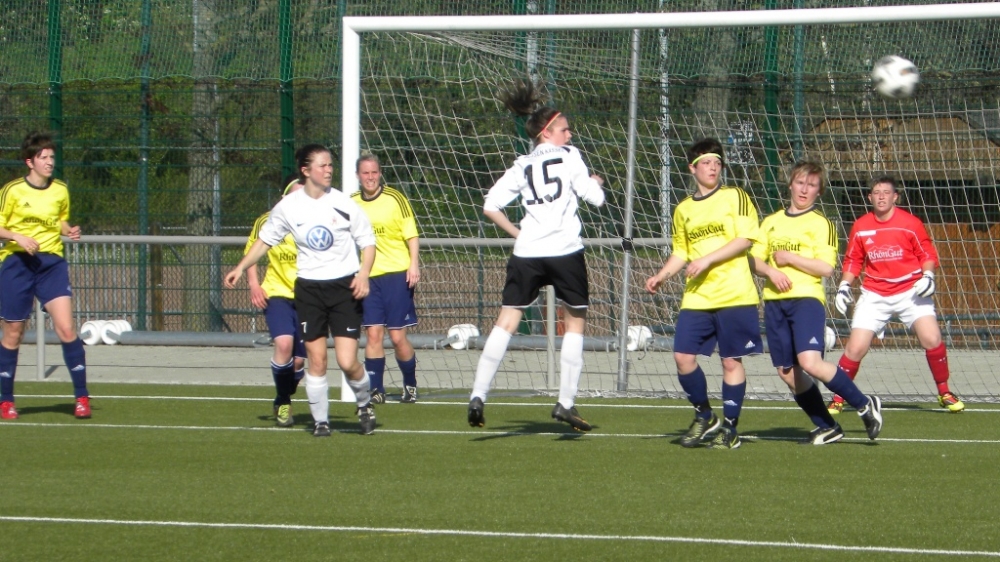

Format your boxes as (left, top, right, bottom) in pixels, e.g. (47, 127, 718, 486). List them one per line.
(500, 79, 561, 140)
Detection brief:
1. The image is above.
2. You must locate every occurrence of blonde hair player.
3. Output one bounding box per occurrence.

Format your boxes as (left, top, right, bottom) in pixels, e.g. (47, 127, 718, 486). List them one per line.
(351, 154, 421, 404)
(750, 161, 882, 445)
(467, 79, 606, 432)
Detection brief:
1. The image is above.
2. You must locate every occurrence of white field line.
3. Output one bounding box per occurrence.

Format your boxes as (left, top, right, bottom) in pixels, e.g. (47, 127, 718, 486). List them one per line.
(14, 394, 1000, 413)
(0, 515, 998, 558)
(1, 421, 998, 444)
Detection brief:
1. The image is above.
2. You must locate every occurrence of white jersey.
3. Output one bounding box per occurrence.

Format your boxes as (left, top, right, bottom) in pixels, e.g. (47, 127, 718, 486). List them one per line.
(484, 142, 605, 258)
(258, 187, 376, 281)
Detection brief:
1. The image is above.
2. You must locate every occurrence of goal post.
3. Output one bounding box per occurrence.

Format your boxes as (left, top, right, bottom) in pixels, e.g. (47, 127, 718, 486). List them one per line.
(340, 3, 1000, 402)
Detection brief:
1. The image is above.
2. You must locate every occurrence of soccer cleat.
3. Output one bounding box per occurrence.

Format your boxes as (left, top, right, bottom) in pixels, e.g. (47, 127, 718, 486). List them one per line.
(680, 413, 721, 448)
(827, 399, 845, 415)
(1, 401, 18, 420)
(312, 421, 332, 437)
(370, 391, 386, 405)
(358, 404, 376, 435)
(468, 397, 485, 428)
(275, 403, 294, 427)
(938, 392, 965, 413)
(74, 397, 92, 419)
(859, 396, 883, 440)
(707, 425, 741, 450)
(551, 403, 592, 432)
(400, 386, 418, 403)
(804, 424, 844, 446)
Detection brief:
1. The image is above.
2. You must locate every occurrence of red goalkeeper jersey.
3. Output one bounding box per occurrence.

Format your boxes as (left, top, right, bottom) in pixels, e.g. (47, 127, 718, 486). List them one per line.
(842, 208, 938, 297)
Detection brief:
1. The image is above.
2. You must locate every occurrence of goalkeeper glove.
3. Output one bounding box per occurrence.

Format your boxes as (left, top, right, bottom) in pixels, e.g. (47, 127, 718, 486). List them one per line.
(914, 270, 935, 297)
(835, 281, 854, 316)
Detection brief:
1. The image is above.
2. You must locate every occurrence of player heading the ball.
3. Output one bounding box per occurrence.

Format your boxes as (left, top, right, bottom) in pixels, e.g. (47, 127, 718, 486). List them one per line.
(468, 78, 605, 432)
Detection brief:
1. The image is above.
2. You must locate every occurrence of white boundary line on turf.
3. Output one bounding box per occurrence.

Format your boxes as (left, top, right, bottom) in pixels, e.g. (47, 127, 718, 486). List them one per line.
(2, 421, 999, 444)
(1, 515, 998, 558)
(15, 395, 1000, 413)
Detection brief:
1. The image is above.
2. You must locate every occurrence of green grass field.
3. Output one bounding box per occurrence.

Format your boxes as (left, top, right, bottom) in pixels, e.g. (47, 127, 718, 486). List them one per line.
(2, 382, 998, 561)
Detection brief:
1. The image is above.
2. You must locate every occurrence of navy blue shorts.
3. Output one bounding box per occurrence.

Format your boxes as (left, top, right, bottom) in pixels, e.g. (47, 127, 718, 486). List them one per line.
(0, 252, 73, 321)
(674, 305, 763, 358)
(264, 296, 307, 359)
(362, 271, 417, 330)
(763, 298, 827, 368)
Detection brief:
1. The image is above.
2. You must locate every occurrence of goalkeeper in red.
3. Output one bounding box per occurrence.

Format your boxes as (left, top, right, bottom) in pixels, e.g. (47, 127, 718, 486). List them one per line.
(831, 176, 964, 413)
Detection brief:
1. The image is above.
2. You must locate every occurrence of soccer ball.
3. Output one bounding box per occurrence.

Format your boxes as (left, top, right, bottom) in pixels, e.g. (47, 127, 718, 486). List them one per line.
(871, 55, 919, 99)
(824, 326, 837, 352)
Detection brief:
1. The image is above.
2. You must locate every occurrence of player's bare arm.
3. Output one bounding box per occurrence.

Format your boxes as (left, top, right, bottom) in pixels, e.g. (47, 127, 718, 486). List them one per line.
(686, 237, 752, 278)
(224, 238, 271, 288)
(61, 221, 82, 241)
(350, 244, 376, 299)
(0, 225, 40, 254)
(645, 254, 687, 293)
(246, 265, 268, 309)
(750, 256, 792, 293)
(406, 236, 420, 287)
(772, 250, 834, 278)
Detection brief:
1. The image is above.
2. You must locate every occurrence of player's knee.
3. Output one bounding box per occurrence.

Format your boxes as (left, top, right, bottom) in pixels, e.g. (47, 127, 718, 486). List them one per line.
(1, 323, 25, 347)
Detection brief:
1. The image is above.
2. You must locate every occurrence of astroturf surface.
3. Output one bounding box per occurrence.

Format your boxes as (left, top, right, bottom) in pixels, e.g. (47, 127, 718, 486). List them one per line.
(2, 382, 998, 561)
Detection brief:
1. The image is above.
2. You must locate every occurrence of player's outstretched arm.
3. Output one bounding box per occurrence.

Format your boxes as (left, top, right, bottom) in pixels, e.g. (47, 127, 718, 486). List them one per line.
(646, 254, 686, 294)
(224, 238, 270, 289)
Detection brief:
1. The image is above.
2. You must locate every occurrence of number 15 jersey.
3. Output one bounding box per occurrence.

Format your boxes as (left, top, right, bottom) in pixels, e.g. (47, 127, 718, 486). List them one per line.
(484, 142, 605, 258)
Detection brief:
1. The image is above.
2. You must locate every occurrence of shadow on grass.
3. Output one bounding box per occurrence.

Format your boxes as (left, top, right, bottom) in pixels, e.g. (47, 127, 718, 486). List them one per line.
(15, 401, 81, 417)
(469, 418, 591, 442)
(749, 425, 880, 446)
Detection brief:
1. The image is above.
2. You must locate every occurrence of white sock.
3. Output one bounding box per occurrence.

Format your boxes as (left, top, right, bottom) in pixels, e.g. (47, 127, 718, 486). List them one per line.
(305, 373, 329, 423)
(347, 371, 372, 407)
(558, 332, 584, 409)
(471, 326, 512, 402)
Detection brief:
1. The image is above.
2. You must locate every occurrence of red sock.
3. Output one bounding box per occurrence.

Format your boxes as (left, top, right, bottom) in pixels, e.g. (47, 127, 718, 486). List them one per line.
(926, 343, 951, 395)
(832, 356, 862, 404)
(837, 355, 861, 380)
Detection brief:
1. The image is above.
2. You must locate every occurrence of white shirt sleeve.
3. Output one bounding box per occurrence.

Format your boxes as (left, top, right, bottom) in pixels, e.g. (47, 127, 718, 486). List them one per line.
(348, 199, 376, 249)
(567, 147, 605, 207)
(257, 201, 291, 247)
(483, 164, 525, 212)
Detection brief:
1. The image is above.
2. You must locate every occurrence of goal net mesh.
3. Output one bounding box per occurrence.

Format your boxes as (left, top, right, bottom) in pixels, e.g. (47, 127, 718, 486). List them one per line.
(355, 15, 1000, 401)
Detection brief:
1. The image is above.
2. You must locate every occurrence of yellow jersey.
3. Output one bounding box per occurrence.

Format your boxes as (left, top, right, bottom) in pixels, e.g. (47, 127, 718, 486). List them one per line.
(752, 206, 838, 303)
(351, 185, 418, 278)
(245, 211, 298, 300)
(0, 177, 70, 257)
(672, 185, 760, 310)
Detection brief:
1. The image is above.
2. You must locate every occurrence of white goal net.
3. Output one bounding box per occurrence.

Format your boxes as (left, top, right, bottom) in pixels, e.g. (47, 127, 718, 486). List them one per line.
(342, 4, 1000, 402)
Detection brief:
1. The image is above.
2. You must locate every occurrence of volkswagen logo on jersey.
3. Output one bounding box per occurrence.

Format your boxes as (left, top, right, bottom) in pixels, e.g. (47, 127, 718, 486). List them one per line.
(306, 226, 334, 251)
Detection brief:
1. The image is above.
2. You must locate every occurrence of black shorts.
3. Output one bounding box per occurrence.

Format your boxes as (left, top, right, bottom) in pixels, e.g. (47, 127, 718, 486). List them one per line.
(501, 250, 589, 309)
(294, 276, 363, 341)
